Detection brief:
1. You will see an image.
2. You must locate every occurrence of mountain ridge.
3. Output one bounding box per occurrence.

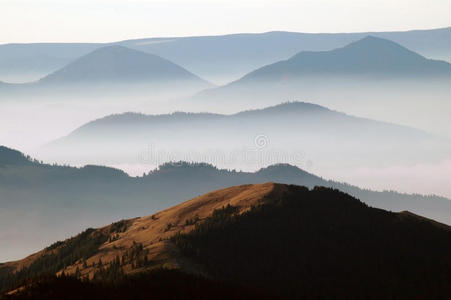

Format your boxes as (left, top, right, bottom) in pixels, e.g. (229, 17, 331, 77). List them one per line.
(41, 101, 448, 176)
(234, 36, 451, 84)
(55, 102, 434, 139)
(2, 146, 451, 265)
(0, 146, 36, 167)
(38, 45, 210, 86)
(2, 27, 451, 84)
(1, 183, 450, 298)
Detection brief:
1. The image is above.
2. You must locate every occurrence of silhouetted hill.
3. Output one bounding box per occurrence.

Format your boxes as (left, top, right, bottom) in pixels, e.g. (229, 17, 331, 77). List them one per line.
(1, 147, 451, 263)
(0, 270, 263, 300)
(1, 184, 450, 299)
(0, 43, 100, 83)
(1, 27, 451, 84)
(189, 38, 451, 138)
(76, 165, 128, 180)
(55, 101, 435, 143)
(0, 146, 35, 167)
(235, 36, 451, 83)
(120, 28, 451, 83)
(43, 102, 450, 173)
(71, 111, 222, 133)
(39, 45, 209, 86)
(173, 184, 451, 298)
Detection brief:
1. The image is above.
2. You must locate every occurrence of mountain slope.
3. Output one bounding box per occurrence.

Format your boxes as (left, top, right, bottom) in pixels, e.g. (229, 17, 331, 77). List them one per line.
(190, 37, 451, 139)
(0, 43, 100, 83)
(42, 102, 450, 173)
(61, 101, 435, 146)
(39, 45, 209, 86)
(2, 183, 450, 299)
(0, 146, 35, 167)
(0, 183, 280, 288)
(232, 36, 451, 84)
(52, 101, 436, 141)
(120, 28, 451, 83)
(1, 147, 451, 264)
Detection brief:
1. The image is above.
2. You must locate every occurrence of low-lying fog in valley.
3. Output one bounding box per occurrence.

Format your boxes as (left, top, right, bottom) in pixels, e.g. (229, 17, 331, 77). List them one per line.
(1, 84, 451, 199)
(3, 1, 451, 297)
(1, 30, 451, 264)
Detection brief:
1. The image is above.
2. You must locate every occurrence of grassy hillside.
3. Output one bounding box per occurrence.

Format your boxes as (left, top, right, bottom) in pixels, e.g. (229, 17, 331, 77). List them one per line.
(2, 146, 451, 263)
(1, 183, 450, 299)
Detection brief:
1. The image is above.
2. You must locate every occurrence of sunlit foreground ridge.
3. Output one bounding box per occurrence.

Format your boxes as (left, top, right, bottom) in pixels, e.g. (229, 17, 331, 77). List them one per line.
(1, 183, 450, 299)
(1, 145, 451, 263)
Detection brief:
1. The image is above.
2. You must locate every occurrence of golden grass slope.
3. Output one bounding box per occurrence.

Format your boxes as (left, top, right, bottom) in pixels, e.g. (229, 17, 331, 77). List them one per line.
(4, 183, 279, 279)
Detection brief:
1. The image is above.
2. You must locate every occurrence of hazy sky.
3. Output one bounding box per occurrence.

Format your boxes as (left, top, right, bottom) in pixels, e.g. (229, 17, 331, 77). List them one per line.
(1, 0, 450, 43)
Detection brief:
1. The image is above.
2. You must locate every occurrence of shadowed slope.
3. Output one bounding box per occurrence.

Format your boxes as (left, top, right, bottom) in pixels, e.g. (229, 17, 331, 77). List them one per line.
(0, 146, 36, 167)
(2, 146, 451, 265)
(2, 183, 450, 299)
(0, 183, 277, 281)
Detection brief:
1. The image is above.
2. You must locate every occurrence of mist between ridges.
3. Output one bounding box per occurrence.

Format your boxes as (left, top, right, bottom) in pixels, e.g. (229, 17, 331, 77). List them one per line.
(137, 143, 313, 170)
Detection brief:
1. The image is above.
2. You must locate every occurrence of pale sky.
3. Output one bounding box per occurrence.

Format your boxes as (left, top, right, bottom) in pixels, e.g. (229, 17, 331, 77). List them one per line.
(1, 0, 451, 43)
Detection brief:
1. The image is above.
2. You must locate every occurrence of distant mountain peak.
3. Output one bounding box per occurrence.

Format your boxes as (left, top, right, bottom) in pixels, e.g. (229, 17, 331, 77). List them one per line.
(353, 35, 397, 44)
(79, 165, 128, 178)
(289, 35, 435, 69)
(246, 101, 330, 113)
(336, 35, 422, 57)
(89, 44, 130, 53)
(258, 163, 307, 173)
(39, 45, 209, 85)
(150, 161, 220, 174)
(239, 36, 451, 82)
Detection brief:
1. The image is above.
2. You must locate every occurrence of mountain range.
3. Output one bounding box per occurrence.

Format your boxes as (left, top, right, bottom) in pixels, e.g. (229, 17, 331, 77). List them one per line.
(1, 183, 450, 299)
(41, 102, 451, 171)
(2, 36, 450, 140)
(1, 145, 451, 263)
(190, 36, 451, 137)
(235, 36, 451, 83)
(0, 45, 211, 98)
(199, 36, 451, 97)
(1, 27, 451, 84)
(1, 23, 450, 300)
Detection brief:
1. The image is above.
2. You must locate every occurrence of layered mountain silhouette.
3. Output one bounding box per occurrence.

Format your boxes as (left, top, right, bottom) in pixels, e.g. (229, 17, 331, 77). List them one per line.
(0, 146, 36, 166)
(0, 43, 100, 83)
(63, 100, 443, 137)
(1, 27, 451, 84)
(190, 37, 451, 137)
(42, 102, 450, 170)
(1, 27, 450, 300)
(1, 183, 450, 299)
(38, 45, 210, 87)
(236, 36, 451, 83)
(0, 45, 212, 102)
(1, 146, 451, 263)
